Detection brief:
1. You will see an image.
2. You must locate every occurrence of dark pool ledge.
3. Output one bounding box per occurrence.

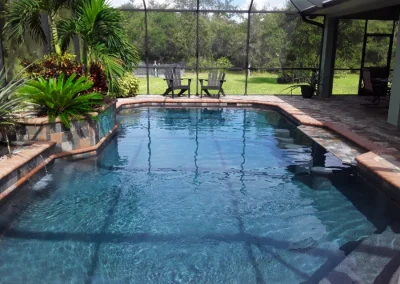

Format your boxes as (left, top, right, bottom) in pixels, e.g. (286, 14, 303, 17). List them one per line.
(1, 95, 400, 204)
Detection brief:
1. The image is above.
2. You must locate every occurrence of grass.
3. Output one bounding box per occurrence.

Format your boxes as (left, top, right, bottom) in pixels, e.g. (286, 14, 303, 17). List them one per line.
(136, 72, 360, 95)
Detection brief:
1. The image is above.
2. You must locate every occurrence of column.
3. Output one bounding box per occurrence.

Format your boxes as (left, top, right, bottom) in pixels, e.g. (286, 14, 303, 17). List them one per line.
(388, 14, 400, 126)
(319, 17, 338, 98)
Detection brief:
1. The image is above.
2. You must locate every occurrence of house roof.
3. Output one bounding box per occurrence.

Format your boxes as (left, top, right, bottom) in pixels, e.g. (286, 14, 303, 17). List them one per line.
(302, 0, 400, 19)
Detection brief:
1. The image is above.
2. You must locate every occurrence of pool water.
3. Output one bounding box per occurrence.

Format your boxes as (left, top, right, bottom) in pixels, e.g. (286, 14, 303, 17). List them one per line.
(0, 107, 398, 283)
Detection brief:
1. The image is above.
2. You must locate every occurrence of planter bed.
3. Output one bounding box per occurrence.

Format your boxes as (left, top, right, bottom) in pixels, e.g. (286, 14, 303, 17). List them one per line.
(14, 102, 117, 153)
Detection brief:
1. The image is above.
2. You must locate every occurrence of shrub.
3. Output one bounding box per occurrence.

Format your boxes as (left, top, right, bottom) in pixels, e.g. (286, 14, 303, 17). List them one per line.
(187, 57, 215, 72)
(0, 70, 26, 155)
(22, 53, 84, 79)
(18, 73, 103, 129)
(22, 53, 108, 94)
(216, 57, 233, 70)
(88, 63, 108, 94)
(116, 73, 140, 98)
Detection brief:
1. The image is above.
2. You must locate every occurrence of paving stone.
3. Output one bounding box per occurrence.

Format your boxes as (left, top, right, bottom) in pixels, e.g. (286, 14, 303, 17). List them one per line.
(298, 125, 365, 164)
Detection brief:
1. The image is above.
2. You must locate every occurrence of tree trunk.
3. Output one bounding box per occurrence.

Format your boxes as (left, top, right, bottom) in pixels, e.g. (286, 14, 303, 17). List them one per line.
(82, 41, 89, 76)
(48, 14, 61, 54)
(1, 130, 11, 156)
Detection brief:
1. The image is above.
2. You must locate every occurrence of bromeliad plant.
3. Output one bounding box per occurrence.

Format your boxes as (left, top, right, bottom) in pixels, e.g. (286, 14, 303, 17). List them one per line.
(18, 73, 104, 129)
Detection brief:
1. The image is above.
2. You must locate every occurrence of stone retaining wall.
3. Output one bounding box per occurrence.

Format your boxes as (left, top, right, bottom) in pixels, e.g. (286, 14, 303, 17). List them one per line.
(15, 103, 116, 153)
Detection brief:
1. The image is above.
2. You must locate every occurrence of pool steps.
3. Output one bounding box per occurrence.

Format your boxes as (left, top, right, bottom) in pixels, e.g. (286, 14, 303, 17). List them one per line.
(320, 229, 400, 284)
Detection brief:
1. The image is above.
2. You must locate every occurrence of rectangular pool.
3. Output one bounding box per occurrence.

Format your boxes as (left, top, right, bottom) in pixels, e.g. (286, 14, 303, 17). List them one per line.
(0, 107, 397, 283)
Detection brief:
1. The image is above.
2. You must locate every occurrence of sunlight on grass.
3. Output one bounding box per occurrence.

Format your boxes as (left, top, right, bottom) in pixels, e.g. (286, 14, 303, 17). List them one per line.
(137, 72, 360, 96)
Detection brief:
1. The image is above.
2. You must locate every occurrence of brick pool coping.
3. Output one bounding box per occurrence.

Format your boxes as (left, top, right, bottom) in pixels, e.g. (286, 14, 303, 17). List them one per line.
(0, 96, 399, 202)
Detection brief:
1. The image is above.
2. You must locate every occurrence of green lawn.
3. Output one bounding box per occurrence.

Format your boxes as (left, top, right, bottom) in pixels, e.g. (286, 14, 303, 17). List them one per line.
(137, 72, 360, 95)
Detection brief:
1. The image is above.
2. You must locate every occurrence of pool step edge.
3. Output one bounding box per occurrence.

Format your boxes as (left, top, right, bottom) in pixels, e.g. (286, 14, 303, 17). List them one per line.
(319, 229, 400, 284)
(0, 141, 56, 200)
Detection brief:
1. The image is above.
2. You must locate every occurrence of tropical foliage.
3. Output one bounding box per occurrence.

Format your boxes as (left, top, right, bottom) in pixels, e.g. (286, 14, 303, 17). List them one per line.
(216, 57, 233, 70)
(121, 1, 394, 77)
(58, 0, 139, 85)
(22, 53, 108, 94)
(116, 73, 140, 98)
(0, 70, 27, 154)
(22, 53, 84, 79)
(4, 0, 139, 92)
(4, 0, 76, 54)
(18, 73, 103, 129)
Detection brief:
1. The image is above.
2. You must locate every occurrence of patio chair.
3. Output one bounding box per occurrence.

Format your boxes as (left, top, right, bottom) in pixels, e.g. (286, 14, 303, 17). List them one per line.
(199, 70, 226, 99)
(360, 68, 390, 106)
(163, 68, 191, 98)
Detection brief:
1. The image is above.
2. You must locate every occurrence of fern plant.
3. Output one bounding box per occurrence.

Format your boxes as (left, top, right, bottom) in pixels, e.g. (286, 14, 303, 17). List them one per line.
(18, 73, 104, 129)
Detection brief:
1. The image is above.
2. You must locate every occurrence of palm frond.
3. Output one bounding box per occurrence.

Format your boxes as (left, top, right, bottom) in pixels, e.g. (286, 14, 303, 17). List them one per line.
(90, 43, 125, 91)
(4, 0, 47, 45)
(0, 69, 28, 130)
(58, 0, 139, 80)
(58, 18, 78, 52)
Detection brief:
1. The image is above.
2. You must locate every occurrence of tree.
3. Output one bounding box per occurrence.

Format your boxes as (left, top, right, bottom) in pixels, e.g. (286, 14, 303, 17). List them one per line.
(118, 0, 394, 74)
(58, 0, 139, 86)
(4, 0, 76, 54)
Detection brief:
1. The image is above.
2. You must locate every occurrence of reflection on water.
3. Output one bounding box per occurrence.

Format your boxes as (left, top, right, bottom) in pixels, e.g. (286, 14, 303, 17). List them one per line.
(0, 107, 399, 284)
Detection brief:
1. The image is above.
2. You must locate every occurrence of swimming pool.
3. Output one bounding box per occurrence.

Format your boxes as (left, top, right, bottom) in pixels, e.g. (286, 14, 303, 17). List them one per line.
(0, 107, 397, 283)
